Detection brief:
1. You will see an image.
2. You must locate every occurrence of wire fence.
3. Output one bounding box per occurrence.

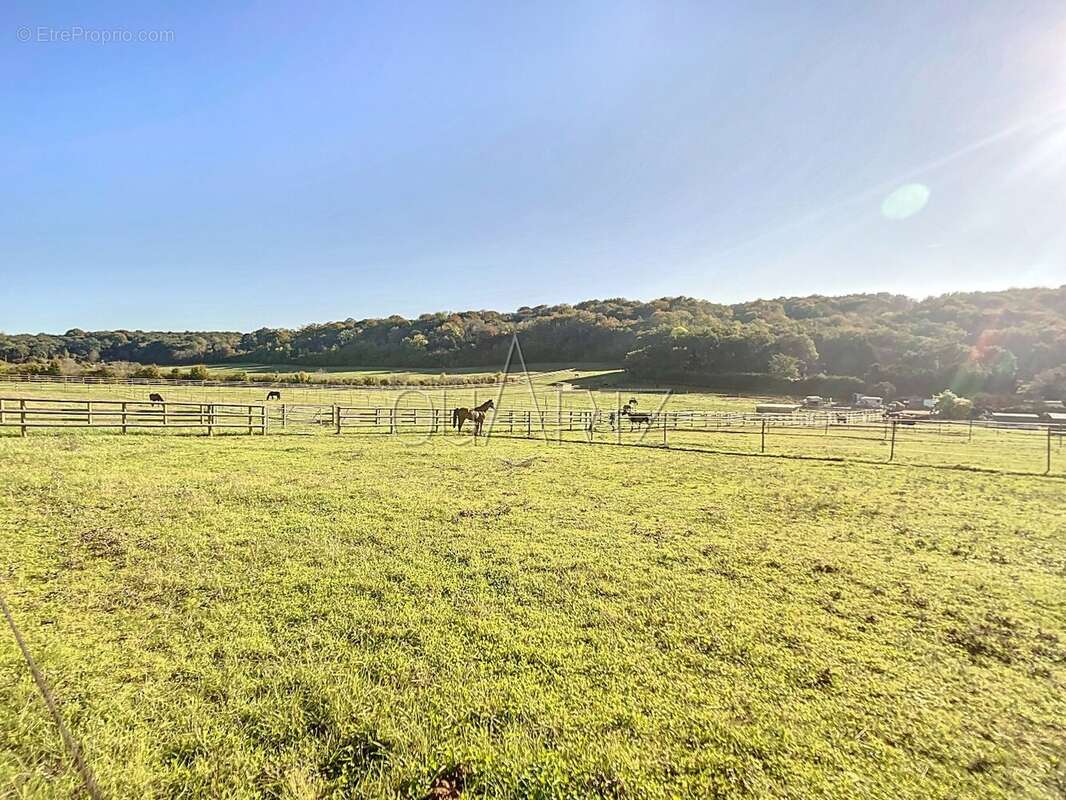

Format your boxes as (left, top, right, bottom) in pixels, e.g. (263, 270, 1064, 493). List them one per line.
(5, 396, 1062, 475)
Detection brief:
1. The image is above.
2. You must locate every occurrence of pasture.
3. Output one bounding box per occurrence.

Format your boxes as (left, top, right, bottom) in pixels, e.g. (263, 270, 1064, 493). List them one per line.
(1, 432, 1064, 798)
(203, 363, 624, 386)
(0, 374, 773, 416)
(2, 385, 1061, 477)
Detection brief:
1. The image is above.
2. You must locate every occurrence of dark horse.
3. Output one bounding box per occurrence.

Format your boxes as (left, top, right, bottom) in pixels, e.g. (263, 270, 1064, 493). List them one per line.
(266, 390, 281, 401)
(452, 399, 495, 436)
(620, 404, 652, 431)
(149, 393, 164, 403)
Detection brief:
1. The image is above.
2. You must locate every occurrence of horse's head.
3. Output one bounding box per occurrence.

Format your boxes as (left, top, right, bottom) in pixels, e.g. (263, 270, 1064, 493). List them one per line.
(485, 399, 495, 410)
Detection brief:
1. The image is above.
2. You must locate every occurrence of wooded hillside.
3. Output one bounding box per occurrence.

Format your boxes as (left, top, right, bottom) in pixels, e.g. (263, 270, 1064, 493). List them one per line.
(4, 286, 1065, 397)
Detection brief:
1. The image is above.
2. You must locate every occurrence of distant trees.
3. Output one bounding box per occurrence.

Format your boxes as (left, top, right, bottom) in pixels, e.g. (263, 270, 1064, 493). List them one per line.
(132, 364, 162, 379)
(870, 381, 897, 400)
(619, 288, 1065, 397)
(1028, 366, 1066, 400)
(768, 354, 802, 380)
(934, 390, 974, 419)
(0, 287, 1064, 398)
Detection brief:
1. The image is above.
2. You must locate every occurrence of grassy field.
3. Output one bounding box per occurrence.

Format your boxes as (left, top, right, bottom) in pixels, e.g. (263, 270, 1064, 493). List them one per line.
(205, 363, 623, 385)
(3, 382, 1061, 475)
(0, 376, 769, 414)
(1, 433, 1064, 798)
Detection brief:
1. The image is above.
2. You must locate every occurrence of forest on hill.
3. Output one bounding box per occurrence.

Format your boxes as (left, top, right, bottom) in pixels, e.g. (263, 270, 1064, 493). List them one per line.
(3, 286, 1065, 399)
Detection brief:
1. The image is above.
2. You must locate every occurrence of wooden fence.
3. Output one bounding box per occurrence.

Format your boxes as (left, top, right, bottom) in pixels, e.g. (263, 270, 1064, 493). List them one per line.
(0, 397, 266, 436)
(259, 404, 885, 434)
(3, 396, 1061, 473)
(0, 398, 888, 437)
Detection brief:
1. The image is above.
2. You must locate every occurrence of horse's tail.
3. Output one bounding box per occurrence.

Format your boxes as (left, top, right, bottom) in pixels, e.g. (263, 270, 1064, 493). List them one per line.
(452, 408, 459, 428)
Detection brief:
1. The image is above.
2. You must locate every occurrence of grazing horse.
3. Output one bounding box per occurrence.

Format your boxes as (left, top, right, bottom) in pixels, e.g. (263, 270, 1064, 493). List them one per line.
(452, 400, 495, 436)
(266, 390, 281, 401)
(620, 404, 652, 431)
(149, 393, 164, 403)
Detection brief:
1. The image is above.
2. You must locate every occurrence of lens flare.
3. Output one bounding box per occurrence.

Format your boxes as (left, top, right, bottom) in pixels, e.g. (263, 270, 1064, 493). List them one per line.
(881, 183, 930, 220)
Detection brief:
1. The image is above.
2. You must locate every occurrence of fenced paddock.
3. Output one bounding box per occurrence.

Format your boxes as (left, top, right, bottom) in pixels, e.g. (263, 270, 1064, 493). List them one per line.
(277, 403, 1064, 475)
(0, 375, 761, 414)
(0, 397, 267, 435)
(6, 395, 1062, 475)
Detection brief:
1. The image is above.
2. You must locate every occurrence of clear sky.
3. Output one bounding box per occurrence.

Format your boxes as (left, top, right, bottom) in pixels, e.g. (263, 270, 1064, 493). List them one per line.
(3, 1, 1065, 333)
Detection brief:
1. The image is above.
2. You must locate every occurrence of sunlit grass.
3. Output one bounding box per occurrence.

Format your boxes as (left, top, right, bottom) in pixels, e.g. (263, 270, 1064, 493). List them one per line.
(1, 434, 1064, 798)
(0, 378, 764, 413)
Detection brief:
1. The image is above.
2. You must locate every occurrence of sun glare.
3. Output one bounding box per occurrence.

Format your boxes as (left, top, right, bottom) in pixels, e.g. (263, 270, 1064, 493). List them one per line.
(880, 182, 931, 220)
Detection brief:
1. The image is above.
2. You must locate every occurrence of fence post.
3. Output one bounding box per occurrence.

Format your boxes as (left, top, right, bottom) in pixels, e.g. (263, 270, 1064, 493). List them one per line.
(20, 400, 26, 437)
(555, 392, 562, 446)
(889, 420, 897, 462)
(0, 398, 4, 426)
(248, 405, 253, 435)
(282, 404, 287, 428)
(1047, 426, 1053, 475)
(262, 405, 268, 435)
(121, 402, 128, 434)
(664, 414, 669, 448)
(208, 405, 214, 436)
(760, 418, 766, 453)
(334, 405, 341, 434)
(527, 411, 532, 437)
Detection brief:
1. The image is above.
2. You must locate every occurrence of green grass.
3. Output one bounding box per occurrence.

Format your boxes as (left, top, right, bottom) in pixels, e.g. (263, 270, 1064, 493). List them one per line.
(1, 433, 1064, 798)
(205, 362, 621, 382)
(0, 378, 766, 414)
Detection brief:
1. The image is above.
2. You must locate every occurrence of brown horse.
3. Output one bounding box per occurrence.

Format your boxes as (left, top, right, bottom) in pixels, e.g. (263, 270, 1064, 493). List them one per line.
(452, 400, 495, 436)
(620, 404, 652, 431)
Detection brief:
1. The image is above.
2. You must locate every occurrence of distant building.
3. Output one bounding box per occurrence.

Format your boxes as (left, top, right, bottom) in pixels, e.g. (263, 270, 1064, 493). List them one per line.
(991, 412, 1041, 426)
(756, 403, 801, 414)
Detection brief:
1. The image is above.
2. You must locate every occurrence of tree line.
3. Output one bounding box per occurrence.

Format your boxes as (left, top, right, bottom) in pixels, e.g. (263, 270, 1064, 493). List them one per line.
(2, 287, 1065, 400)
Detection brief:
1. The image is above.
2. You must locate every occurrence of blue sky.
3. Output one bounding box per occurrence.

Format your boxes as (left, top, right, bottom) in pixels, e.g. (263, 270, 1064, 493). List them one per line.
(3, 1, 1065, 333)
